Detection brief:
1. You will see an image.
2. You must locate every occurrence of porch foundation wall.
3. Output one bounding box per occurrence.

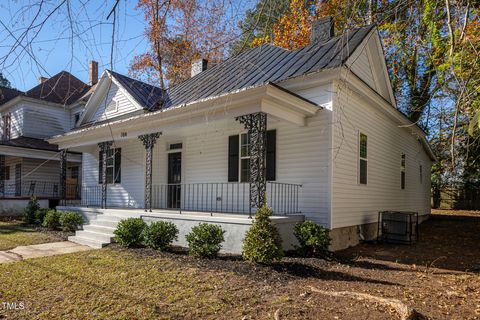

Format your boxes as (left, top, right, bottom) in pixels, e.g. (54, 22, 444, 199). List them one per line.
(0, 199, 49, 216)
(329, 213, 430, 251)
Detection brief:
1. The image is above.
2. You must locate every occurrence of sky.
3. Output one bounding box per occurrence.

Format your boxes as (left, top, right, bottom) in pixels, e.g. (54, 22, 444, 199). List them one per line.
(0, 0, 221, 91)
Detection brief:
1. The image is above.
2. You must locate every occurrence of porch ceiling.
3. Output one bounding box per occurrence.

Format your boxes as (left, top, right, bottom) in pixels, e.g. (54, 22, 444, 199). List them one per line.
(49, 83, 322, 149)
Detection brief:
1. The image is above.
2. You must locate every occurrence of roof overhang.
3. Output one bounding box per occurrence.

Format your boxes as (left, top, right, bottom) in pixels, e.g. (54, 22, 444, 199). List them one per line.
(49, 83, 321, 149)
(0, 145, 81, 162)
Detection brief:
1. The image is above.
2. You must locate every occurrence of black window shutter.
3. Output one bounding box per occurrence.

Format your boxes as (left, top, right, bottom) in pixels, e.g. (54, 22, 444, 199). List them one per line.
(228, 135, 239, 182)
(266, 130, 276, 181)
(114, 148, 121, 183)
(98, 151, 103, 184)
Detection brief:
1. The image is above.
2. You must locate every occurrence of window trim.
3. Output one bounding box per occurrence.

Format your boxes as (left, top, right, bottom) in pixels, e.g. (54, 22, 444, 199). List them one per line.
(419, 164, 423, 184)
(401, 153, 406, 189)
(105, 99, 119, 114)
(99, 148, 121, 185)
(239, 132, 250, 183)
(358, 132, 368, 185)
(2, 113, 11, 140)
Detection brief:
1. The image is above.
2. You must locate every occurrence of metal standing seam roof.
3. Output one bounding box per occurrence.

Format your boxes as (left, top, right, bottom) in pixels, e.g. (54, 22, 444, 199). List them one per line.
(106, 25, 373, 112)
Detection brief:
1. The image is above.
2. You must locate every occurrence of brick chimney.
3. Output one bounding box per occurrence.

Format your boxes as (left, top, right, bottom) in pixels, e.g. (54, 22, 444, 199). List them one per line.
(191, 59, 208, 77)
(311, 17, 335, 44)
(89, 60, 98, 85)
(38, 76, 49, 84)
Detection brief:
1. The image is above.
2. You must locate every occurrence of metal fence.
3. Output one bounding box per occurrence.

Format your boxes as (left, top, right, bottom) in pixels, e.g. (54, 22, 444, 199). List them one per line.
(62, 181, 302, 215)
(0, 180, 80, 199)
(151, 181, 302, 215)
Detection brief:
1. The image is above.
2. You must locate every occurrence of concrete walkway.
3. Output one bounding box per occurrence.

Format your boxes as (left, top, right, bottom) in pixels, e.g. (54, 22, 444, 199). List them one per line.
(0, 241, 94, 264)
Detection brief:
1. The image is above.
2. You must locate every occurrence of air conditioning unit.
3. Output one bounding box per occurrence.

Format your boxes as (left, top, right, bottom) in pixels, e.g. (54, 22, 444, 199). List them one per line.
(378, 211, 418, 245)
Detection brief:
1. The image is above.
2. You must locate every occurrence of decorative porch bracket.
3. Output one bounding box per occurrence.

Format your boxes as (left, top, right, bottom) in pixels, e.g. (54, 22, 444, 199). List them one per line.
(138, 132, 162, 212)
(0, 155, 4, 196)
(98, 141, 113, 209)
(236, 112, 267, 215)
(59, 149, 67, 204)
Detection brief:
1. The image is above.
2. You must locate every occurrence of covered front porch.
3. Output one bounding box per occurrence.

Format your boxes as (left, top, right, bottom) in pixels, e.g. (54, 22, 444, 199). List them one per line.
(53, 83, 325, 219)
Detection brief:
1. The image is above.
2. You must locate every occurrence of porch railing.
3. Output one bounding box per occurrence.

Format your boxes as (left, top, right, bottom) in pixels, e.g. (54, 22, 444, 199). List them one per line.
(66, 182, 302, 215)
(0, 180, 80, 199)
(151, 182, 302, 215)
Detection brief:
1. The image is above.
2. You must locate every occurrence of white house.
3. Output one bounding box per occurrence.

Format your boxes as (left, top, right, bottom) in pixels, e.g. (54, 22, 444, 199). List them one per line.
(0, 65, 98, 213)
(50, 18, 435, 251)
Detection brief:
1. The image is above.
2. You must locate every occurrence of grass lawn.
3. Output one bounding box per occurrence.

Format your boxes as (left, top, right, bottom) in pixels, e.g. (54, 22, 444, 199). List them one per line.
(0, 220, 67, 251)
(0, 211, 479, 319)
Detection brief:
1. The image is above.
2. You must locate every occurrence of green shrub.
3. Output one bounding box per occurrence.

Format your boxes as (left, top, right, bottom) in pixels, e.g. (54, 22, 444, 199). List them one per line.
(34, 208, 48, 225)
(293, 220, 331, 257)
(60, 211, 84, 232)
(242, 205, 283, 264)
(42, 210, 62, 230)
(144, 221, 179, 251)
(186, 223, 225, 258)
(113, 218, 147, 247)
(23, 197, 40, 224)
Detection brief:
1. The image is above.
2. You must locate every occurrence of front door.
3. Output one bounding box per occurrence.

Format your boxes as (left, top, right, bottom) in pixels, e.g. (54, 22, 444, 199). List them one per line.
(167, 152, 181, 208)
(15, 164, 21, 196)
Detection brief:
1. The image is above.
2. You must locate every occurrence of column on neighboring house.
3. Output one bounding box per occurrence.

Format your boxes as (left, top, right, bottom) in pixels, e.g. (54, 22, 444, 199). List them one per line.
(236, 112, 267, 215)
(0, 155, 4, 196)
(98, 141, 113, 209)
(138, 132, 161, 212)
(59, 149, 67, 204)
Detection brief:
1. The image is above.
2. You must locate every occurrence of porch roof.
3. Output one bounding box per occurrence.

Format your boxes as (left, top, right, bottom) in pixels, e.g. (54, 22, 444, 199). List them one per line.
(0, 137, 81, 162)
(48, 83, 321, 148)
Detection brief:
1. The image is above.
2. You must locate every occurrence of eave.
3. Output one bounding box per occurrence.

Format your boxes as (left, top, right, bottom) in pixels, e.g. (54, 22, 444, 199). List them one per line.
(48, 83, 321, 149)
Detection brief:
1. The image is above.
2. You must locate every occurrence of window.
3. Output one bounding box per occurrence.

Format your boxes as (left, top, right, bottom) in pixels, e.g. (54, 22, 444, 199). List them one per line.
(401, 153, 406, 189)
(105, 99, 118, 113)
(98, 148, 121, 184)
(2, 114, 11, 140)
(228, 130, 276, 182)
(359, 133, 367, 184)
(169, 143, 183, 150)
(240, 133, 251, 182)
(419, 164, 423, 184)
(70, 166, 79, 179)
(4, 166, 9, 180)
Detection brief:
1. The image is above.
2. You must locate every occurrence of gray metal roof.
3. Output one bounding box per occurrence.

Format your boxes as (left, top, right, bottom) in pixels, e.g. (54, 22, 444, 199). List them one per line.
(108, 25, 373, 111)
(108, 70, 165, 111)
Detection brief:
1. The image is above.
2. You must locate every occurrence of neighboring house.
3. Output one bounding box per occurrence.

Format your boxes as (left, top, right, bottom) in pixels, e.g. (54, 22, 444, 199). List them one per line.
(50, 18, 435, 251)
(0, 63, 99, 213)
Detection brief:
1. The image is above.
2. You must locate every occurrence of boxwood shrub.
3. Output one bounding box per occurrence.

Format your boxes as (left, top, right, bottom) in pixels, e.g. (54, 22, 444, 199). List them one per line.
(144, 221, 178, 251)
(113, 218, 147, 247)
(186, 223, 225, 258)
(34, 208, 48, 225)
(242, 205, 283, 264)
(60, 211, 84, 232)
(293, 220, 330, 257)
(42, 209, 62, 230)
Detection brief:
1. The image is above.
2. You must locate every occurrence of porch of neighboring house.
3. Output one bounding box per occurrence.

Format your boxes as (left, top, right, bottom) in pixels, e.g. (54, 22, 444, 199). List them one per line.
(0, 140, 82, 214)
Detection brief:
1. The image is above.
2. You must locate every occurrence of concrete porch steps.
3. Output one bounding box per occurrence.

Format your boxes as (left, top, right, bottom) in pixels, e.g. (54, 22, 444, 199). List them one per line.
(68, 213, 122, 248)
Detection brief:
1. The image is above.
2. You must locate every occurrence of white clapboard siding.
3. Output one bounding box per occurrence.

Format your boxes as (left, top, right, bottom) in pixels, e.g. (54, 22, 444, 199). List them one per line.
(21, 103, 70, 138)
(331, 83, 432, 229)
(3, 106, 25, 139)
(82, 141, 145, 208)
(349, 48, 376, 91)
(89, 82, 140, 123)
